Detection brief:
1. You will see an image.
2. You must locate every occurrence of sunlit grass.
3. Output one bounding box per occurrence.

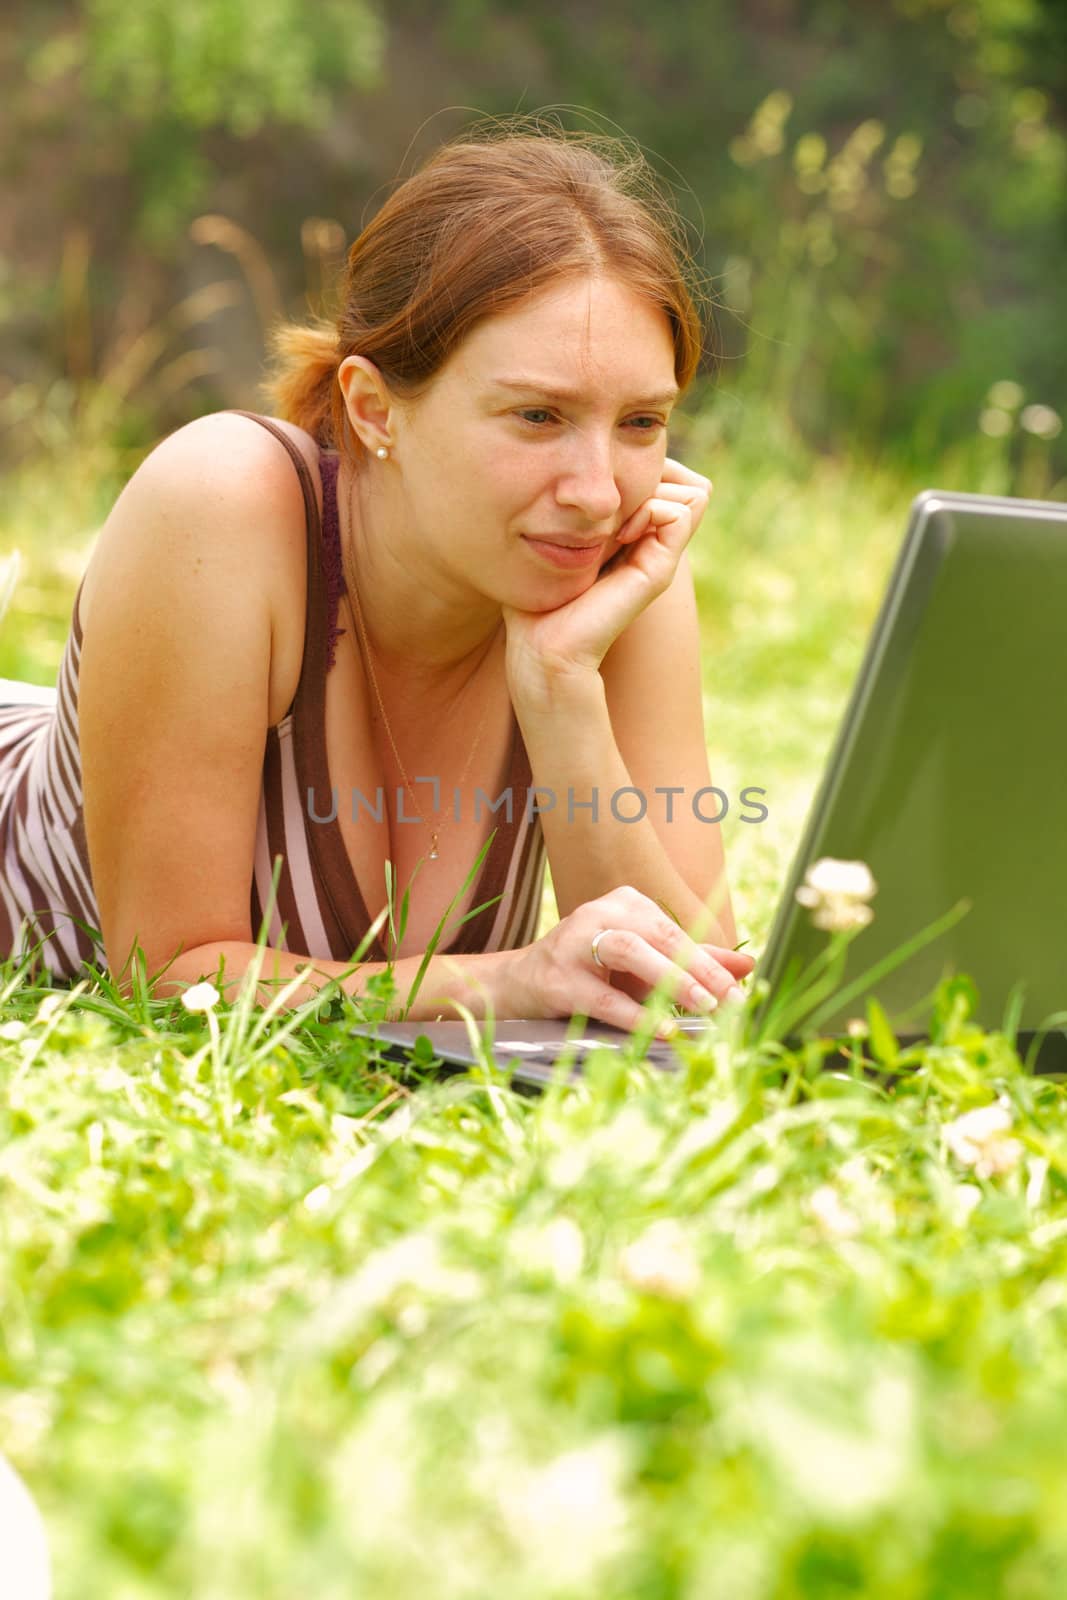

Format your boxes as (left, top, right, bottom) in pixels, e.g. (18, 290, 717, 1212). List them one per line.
(3, 399, 1067, 1596)
(3, 962, 1067, 1597)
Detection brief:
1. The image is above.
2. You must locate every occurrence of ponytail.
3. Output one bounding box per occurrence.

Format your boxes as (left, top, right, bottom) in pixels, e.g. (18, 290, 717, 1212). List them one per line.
(260, 317, 341, 449)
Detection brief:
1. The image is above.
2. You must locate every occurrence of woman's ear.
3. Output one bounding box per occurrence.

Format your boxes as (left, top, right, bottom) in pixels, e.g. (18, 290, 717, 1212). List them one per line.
(338, 355, 395, 453)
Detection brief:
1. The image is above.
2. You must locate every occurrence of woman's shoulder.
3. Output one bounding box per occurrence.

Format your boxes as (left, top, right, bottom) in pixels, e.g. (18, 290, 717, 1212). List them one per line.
(148, 409, 323, 500)
(100, 410, 325, 526)
(77, 411, 325, 725)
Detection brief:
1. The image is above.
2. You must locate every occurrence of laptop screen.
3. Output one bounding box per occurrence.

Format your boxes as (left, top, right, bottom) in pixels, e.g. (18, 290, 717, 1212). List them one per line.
(754, 490, 1067, 1044)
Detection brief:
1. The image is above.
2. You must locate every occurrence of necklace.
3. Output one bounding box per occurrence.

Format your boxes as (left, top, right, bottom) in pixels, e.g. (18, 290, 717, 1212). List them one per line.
(341, 471, 503, 863)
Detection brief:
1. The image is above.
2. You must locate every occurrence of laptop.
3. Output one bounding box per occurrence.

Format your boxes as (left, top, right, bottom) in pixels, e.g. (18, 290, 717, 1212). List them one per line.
(348, 1014, 717, 1094)
(348, 489, 1067, 1089)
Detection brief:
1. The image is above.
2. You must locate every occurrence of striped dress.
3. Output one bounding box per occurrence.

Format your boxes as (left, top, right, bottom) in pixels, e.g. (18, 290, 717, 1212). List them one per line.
(0, 411, 547, 984)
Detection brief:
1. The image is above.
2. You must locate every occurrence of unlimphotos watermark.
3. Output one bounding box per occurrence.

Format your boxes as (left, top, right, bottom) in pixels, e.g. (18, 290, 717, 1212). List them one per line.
(306, 779, 769, 827)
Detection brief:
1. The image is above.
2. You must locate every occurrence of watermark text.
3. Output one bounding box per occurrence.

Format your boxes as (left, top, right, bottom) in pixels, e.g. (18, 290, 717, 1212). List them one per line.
(306, 779, 769, 827)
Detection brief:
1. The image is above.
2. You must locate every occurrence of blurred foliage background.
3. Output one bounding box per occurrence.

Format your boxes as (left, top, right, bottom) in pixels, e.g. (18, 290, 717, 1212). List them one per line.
(2, 0, 1064, 488)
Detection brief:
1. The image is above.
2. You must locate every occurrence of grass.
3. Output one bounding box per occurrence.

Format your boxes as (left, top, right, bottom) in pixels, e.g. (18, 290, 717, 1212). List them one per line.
(3, 404, 1067, 1597)
(4, 972, 1067, 1597)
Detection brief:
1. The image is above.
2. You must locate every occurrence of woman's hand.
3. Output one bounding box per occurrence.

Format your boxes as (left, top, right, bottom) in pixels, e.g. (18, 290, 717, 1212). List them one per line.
(502, 458, 712, 695)
(503, 885, 757, 1039)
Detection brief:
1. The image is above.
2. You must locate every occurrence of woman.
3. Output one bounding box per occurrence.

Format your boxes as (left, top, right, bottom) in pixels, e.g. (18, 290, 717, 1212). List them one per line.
(0, 121, 755, 1037)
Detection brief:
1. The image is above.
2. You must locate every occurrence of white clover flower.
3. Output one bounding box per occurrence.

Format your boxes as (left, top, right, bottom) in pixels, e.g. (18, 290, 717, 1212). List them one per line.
(1019, 404, 1062, 440)
(944, 1099, 1024, 1180)
(801, 859, 877, 898)
(618, 1219, 700, 1300)
(512, 1216, 586, 1285)
(987, 380, 1024, 411)
(180, 981, 220, 1014)
(979, 408, 1013, 438)
(795, 857, 878, 932)
(808, 1183, 861, 1238)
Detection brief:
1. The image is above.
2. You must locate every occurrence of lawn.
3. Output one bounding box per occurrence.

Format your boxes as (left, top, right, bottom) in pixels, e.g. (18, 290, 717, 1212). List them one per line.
(2, 414, 1066, 1598)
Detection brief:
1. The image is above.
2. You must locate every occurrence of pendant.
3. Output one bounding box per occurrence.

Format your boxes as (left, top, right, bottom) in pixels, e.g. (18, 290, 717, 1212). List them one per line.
(429, 832, 439, 860)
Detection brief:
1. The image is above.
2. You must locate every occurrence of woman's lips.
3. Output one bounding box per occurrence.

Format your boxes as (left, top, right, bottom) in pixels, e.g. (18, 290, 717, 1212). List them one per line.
(522, 535, 607, 569)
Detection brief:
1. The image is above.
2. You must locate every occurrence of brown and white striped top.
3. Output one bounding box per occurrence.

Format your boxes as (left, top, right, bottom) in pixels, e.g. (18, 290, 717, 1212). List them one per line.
(0, 411, 547, 983)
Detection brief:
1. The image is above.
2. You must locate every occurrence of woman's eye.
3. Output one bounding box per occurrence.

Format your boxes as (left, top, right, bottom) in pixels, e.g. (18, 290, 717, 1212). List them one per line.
(515, 410, 667, 432)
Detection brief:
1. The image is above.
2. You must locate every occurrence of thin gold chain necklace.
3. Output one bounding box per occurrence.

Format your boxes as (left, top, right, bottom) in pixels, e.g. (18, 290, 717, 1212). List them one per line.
(341, 472, 503, 863)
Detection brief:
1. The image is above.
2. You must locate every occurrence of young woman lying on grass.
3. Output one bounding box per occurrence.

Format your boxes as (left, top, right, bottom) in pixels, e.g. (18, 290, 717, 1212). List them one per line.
(0, 118, 755, 1036)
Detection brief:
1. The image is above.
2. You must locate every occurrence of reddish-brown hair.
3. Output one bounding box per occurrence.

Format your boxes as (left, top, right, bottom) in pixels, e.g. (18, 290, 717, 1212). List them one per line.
(261, 116, 709, 459)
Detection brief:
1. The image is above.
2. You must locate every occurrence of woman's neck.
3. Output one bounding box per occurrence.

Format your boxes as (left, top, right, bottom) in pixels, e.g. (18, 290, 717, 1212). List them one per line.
(339, 457, 503, 684)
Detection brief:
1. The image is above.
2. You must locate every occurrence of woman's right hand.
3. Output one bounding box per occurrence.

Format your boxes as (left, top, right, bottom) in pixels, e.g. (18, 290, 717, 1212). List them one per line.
(503, 886, 757, 1040)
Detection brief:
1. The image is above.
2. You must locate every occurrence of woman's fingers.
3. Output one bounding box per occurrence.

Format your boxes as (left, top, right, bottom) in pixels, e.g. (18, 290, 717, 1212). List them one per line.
(612, 459, 712, 546)
(589, 927, 742, 1014)
(618, 487, 710, 546)
(588, 892, 750, 1004)
(511, 889, 753, 1040)
(570, 972, 683, 1042)
(662, 457, 713, 492)
(699, 944, 758, 978)
(637, 920, 750, 1003)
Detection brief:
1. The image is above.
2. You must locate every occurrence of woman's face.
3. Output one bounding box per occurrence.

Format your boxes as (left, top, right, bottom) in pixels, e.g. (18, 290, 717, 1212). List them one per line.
(394, 273, 680, 610)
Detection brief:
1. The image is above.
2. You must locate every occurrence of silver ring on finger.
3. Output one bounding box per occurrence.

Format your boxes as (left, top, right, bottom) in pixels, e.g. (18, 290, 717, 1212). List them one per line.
(590, 928, 614, 969)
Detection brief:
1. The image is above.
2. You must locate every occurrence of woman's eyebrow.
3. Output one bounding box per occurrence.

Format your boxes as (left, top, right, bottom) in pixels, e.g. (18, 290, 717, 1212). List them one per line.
(489, 376, 679, 407)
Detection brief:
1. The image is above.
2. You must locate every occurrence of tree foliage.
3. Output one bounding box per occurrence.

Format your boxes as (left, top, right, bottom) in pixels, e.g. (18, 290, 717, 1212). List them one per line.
(82, 0, 383, 137)
(1, 0, 1063, 472)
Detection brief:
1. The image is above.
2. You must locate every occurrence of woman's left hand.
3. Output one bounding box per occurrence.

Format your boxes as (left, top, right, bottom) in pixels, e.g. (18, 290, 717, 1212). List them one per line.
(501, 457, 712, 694)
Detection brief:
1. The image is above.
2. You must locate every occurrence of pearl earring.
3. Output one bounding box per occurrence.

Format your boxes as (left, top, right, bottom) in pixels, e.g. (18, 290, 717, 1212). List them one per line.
(376, 445, 389, 460)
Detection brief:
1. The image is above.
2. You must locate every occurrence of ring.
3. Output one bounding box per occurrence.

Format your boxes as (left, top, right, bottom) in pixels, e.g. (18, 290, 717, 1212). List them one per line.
(590, 928, 613, 968)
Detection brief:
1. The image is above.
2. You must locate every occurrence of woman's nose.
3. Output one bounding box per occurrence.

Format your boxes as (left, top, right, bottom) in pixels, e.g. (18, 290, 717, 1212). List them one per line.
(555, 437, 623, 523)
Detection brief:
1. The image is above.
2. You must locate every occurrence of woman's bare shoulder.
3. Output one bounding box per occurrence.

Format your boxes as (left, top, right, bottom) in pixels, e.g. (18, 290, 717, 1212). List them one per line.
(77, 411, 324, 724)
(134, 409, 322, 502)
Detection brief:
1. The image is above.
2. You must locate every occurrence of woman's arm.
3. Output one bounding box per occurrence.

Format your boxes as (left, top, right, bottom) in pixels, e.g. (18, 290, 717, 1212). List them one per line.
(79, 414, 310, 986)
(502, 460, 740, 947)
(510, 550, 739, 946)
(149, 937, 514, 1020)
(513, 665, 738, 947)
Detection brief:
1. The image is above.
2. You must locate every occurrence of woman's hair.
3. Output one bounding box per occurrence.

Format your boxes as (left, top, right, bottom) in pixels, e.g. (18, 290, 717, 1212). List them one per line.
(261, 115, 709, 457)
